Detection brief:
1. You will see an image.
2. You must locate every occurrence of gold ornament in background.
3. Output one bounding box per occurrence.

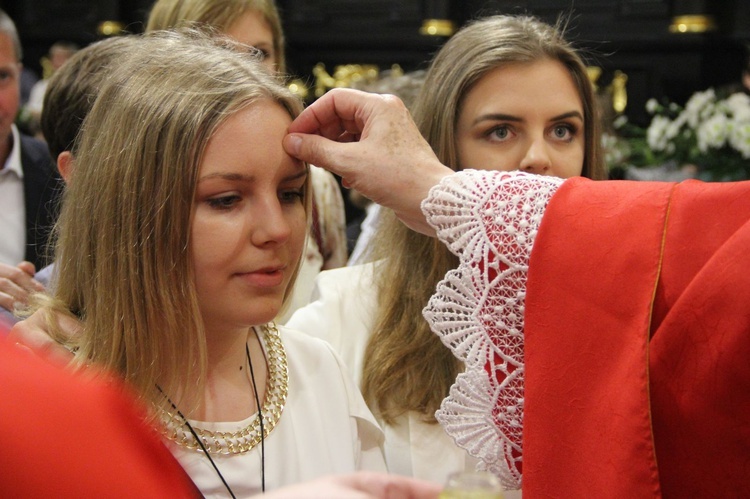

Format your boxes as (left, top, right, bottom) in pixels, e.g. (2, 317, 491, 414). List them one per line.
(586, 66, 602, 91)
(287, 78, 309, 100)
(587, 66, 628, 114)
(295, 62, 408, 101)
(669, 15, 717, 34)
(419, 19, 455, 37)
(609, 70, 628, 113)
(313, 63, 381, 98)
(97, 20, 126, 36)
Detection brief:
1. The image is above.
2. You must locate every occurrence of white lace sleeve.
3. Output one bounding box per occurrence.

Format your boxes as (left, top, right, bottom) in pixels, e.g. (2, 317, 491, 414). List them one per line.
(421, 170, 563, 490)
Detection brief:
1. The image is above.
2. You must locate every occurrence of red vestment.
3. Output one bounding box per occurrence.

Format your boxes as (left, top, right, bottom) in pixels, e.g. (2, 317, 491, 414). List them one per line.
(0, 335, 199, 497)
(524, 178, 750, 497)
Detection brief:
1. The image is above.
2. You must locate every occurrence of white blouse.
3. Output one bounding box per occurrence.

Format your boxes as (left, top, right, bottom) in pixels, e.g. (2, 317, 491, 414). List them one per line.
(166, 325, 385, 497)
(286, 262, 481, 484)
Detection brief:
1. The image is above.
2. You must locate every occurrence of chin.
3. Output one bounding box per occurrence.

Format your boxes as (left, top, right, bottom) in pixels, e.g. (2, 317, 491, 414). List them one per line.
(248, 299, 284, 325)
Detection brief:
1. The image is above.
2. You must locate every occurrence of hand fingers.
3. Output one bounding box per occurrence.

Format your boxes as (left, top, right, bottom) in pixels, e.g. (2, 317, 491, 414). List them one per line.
(288, 88, 372, 136)
(0, 263, 45, 296)
(284, 133, 353, 179)
(7, 309, 81, 367)
(259, 472, 441, 499)
(336, 472, 442, 498)
(0, 292, 18, 313)
(16, 261, 37, 276)
(9, 322, 75, 368)
(0, 285, 31, 313)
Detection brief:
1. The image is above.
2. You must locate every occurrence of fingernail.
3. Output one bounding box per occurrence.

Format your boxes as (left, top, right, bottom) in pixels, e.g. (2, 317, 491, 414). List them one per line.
(285, 134, 302, 156)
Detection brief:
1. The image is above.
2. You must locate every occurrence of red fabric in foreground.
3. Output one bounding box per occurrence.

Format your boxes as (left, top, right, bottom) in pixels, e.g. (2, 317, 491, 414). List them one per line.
(0, 335, 199, 497)
(523, 178, 750, 497)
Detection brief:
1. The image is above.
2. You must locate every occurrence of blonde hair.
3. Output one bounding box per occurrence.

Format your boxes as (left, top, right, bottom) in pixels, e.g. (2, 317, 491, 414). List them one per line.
(363, 15, 604, 424)
(41, 29, 305, 414)
(146, 0, 286, 73)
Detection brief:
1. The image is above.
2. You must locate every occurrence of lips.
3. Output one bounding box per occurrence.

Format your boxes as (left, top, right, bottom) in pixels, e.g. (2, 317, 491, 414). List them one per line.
(235, 266, 285, 288)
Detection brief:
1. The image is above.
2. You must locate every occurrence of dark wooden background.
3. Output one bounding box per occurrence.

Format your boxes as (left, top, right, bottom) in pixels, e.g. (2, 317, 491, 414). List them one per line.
(3, 0, 749, 126)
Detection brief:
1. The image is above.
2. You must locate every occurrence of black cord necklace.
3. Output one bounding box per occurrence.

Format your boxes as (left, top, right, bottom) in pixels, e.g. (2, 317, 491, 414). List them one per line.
(247, 343, 266, 492)
(161, 340, 266, 497)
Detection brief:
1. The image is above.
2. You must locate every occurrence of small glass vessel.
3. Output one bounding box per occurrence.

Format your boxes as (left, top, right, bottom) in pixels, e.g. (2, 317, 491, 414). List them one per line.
(439, 471, 505, 499)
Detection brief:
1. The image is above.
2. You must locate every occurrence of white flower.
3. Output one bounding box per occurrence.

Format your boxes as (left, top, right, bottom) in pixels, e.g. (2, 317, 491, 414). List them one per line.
(729, 121, 750, 158)
(725, 92, 750, 122)
(697, 113, 729, 152)
(602, 132, 629, 166)
(639, 87, 748, 178)
(667, 115, 686, 141)
(613, 114, 628, 129)
(647, 115, 671, 151)
(725, 92, 750, 112)
(684, 88, 716, 128)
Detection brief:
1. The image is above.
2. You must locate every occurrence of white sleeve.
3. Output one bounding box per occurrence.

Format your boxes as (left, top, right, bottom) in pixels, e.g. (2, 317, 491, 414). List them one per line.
(420, 170, 563, 490)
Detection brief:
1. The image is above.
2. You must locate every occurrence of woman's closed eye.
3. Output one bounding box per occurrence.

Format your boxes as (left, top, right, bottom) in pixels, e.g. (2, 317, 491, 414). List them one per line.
(206, 194, 242, 210)
(279, 187, 305, 204)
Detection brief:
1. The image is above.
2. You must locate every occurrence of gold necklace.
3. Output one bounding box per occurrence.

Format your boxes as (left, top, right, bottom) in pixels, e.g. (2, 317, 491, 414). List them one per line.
(161, 323, 288, 455)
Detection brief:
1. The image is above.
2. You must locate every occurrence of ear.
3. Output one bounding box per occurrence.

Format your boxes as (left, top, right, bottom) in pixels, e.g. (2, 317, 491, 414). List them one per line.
(57, 151, 74, 183)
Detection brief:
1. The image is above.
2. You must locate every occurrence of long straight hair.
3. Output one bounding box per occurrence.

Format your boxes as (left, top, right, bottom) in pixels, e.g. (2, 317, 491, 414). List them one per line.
(363, 15, 605, 424)
(40, 30, 306, 415)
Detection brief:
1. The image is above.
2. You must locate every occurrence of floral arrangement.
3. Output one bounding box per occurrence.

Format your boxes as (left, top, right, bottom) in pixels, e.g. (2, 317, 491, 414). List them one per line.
(606, 89, 750, 181)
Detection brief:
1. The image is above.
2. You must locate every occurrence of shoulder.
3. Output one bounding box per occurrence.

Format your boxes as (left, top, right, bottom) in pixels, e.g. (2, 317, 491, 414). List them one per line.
(279, 323, 360, 365)
(278, 324, 353, 396)
(278, 324, 353, 381)
(278, 323, 331, 349)
(285, 261, 380, 339)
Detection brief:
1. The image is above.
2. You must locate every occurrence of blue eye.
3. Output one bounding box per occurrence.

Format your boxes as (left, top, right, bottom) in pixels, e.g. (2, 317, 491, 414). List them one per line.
(552, 124, 576, 141)
(489, 126, 510, 140)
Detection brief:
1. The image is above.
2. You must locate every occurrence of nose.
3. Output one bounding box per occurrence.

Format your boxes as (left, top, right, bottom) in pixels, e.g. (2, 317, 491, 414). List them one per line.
(519, 137, 552, 175)
(251, 199, 292, 247)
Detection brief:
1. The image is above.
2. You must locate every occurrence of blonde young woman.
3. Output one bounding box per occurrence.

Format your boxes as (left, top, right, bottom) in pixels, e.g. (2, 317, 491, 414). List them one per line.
(35, 30, 384, 496)
(146, 0, 285, 73)
(145, 0, 348, 323)
(286, 14, 605, 490)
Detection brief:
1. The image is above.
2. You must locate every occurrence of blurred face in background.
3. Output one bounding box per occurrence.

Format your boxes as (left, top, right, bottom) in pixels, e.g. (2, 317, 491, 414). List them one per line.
(49, 45, 75, 71)
(0, 32, 20, 151)
(456, 58, 585, 179)
(225, 10, 277, 73)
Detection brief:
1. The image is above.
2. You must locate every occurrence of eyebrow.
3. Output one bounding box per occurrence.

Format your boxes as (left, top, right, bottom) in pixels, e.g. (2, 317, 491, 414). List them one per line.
(282, 169, 309, 183)
(199, 169, 308, 183)
(471, 110, 584, 126)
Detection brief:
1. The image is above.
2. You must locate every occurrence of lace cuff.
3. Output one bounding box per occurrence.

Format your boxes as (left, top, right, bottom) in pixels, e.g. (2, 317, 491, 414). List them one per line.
(421, 170, 563, 490)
